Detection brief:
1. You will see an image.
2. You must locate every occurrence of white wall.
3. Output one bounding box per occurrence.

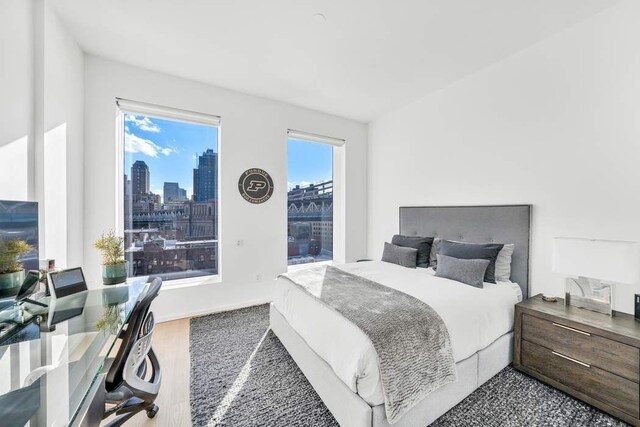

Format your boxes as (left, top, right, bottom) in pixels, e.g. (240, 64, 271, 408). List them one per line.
(368, 0, 640, 314)
(0, 0, 35, 201)
(83, 56, 368, 321)
(43, 3, 84, 268)
(0, 1, 84, 269)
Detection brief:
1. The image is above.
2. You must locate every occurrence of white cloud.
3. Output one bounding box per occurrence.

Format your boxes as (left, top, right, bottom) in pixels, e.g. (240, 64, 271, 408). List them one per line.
(141, 122, 160, 133)
(125, 133, 166, 157)
(160, 147, 177, 156)
(125, 113, 161, 133)
(165, 144, 180, 155)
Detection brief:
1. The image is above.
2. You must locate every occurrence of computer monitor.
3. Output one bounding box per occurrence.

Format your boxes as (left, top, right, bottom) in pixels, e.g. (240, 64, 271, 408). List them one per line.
(47, 267, 88, 299)
(15, 271, 40, 302)
(0, 201, 39, 299)
(0, 270, 44, 312)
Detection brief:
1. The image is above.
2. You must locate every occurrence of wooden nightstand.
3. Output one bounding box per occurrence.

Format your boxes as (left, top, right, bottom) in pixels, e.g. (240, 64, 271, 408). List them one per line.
(514, 294, 640, 426)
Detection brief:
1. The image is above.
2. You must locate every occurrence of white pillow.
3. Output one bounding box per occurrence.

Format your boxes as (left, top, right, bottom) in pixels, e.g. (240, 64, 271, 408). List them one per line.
(494, 243, 514, 282)
(428, 238, 441, 268)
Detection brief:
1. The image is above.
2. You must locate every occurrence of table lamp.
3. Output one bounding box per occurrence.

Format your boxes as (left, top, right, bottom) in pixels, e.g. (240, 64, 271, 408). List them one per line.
(552, 237, 639, 316)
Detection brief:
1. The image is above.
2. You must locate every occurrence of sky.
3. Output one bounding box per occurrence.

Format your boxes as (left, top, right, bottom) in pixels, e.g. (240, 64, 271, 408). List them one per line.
(287, 139, 333, 190)
(124, 114, 218, 197)
(124, 113, 333, 198)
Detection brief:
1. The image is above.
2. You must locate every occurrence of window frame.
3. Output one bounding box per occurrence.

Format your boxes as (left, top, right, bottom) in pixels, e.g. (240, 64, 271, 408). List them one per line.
(286, 129, 345, 270)
(115, 99, 222, 287)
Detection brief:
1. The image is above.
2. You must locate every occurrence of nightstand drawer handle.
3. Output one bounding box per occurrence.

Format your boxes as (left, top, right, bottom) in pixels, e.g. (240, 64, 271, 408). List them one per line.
(552, 322, 591, 336)
(552, 351, 590, 368)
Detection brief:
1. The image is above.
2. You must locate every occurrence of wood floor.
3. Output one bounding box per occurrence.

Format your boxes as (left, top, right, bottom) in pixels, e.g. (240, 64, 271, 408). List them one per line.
(103, 318, 192, 427)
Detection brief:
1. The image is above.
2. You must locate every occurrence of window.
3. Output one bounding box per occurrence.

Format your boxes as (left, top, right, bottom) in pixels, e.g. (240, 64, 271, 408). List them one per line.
(117, 99, 220, 282)
(287, 130, 341, 266)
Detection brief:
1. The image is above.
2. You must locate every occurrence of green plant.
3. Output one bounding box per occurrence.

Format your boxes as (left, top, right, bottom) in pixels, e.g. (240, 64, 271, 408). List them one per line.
(96, 305, 123, 335)
(94, 230, 126, 266)
(0, 239, 33, 275)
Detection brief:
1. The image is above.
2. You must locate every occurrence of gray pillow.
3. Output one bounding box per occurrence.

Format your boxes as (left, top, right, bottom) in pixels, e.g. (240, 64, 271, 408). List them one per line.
(382, 242, 418, 268)
(438, 240, 504, 284)
(494, 243, 514, 282)
(391, 235, 434, 268)
(435, 254, 490, 288)
(431, 238, 474, 268)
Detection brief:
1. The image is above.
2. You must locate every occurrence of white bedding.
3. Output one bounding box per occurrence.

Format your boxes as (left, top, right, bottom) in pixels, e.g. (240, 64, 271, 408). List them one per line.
(273, 260, 521, 406)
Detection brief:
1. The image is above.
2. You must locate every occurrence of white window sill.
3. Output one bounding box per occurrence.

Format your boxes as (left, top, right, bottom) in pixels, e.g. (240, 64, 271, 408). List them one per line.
(157, 274, 221, 290)
(287, 260, 333, 272)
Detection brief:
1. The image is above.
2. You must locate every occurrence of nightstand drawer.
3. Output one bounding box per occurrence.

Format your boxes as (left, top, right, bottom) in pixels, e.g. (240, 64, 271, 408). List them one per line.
(522, 313, 640, 382)
(522, 340, 640, 418)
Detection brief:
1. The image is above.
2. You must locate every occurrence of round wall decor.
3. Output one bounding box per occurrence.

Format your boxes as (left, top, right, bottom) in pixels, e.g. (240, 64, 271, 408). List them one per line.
(238, 168, 274, 204)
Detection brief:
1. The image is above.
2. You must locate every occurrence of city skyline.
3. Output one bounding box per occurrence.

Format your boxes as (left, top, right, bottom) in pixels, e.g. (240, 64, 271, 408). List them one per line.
(124, 113, 218, 199)
(123, 114, 220, 279)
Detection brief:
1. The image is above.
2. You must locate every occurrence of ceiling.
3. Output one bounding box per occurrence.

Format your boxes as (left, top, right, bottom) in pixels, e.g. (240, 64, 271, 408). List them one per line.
(51, 0, 616, 122)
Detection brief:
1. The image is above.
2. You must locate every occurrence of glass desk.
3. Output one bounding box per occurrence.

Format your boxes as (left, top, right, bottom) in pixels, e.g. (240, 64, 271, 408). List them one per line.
(0, 280, 148, 427)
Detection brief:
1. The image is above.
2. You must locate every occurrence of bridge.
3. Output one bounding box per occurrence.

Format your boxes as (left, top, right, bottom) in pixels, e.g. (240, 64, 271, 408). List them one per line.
(288, 181, 333, 221)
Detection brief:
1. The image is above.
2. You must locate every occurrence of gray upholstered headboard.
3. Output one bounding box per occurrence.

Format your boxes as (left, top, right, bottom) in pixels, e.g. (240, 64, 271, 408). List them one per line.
(399, 205, 531, 298)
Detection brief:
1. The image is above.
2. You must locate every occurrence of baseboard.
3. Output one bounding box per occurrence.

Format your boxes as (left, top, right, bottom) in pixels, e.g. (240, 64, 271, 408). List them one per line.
(156, 298, 272, 323)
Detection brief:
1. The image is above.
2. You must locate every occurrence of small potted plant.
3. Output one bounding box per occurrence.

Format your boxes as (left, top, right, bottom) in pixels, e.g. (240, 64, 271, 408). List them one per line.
(0, 239, 33, 296)
(94, 230, 128, 285)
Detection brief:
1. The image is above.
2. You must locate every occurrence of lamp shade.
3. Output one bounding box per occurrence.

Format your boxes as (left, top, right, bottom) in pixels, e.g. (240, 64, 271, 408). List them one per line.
(552, 237, 639, 284)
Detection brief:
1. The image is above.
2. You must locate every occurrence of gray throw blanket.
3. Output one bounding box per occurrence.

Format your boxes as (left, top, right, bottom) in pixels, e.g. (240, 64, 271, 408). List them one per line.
(279, 266, 457, 424)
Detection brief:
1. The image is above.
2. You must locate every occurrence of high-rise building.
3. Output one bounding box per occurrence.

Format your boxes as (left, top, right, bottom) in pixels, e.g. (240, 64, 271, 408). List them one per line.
(193, 149, 217, 202)
(192, 168, 199, 201)
(131, 160, 150, 195)
(163, 182, 187, 203)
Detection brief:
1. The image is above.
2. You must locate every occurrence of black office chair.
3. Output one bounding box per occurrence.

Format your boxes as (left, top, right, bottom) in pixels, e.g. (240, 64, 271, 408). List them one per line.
(103, 278, 162, 426)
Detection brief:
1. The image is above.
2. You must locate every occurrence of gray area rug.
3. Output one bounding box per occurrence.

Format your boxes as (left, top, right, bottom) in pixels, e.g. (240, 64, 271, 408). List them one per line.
(190, 304, 337, 426)
(190, 304, 627, 427)
(431, 368, 626, 427)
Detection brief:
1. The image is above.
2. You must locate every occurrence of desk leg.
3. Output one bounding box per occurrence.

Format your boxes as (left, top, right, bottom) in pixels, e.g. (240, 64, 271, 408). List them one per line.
(73, 373, 106, 427)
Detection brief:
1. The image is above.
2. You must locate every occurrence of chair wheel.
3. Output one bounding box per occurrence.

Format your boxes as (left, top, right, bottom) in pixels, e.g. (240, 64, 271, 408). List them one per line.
(146, 404, 159, 418)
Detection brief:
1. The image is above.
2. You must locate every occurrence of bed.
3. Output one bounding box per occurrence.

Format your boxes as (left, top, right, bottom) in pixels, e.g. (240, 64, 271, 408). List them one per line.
(271, 205, 531, 426)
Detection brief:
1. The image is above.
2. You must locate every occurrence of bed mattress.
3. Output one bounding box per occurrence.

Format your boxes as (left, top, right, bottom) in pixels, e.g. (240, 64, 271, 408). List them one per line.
(273, 260, 521, 406)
